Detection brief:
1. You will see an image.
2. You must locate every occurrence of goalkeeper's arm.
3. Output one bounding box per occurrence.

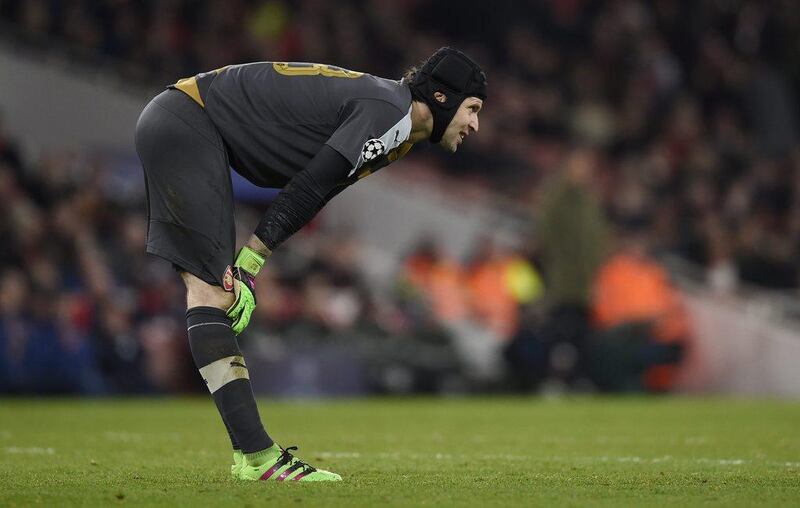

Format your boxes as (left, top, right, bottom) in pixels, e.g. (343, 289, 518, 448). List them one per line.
(248, 144, 352, 257)
(227, 145, 352, 333)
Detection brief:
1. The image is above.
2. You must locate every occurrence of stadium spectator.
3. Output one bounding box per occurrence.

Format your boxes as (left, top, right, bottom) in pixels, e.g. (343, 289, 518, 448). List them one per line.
(465, 237, 543, 341)
(400, 238, 469, 324)
(590, 225, 691, 392)
(535, 148, 609, 383)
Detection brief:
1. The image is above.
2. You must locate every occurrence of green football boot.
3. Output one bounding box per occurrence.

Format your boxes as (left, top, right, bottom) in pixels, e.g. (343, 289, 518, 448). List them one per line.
(238, 445, 342, 482)
(231, 450, 245, 479)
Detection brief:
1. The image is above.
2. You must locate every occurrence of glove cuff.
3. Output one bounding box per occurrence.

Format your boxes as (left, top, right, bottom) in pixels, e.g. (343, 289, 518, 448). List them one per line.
(234, 246, 267, 276)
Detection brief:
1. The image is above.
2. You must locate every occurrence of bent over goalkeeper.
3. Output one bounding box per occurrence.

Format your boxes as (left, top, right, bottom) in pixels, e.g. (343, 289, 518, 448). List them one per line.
(134, 47, 486, 482)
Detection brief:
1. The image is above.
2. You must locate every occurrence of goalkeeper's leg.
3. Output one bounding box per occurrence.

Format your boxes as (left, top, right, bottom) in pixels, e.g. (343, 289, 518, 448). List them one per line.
(181, 272, 277, 476)
(136, 88, 294, 477)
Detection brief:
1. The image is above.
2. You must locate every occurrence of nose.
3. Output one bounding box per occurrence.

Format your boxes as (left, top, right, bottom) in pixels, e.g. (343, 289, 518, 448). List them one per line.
(469, 115, 479, 134)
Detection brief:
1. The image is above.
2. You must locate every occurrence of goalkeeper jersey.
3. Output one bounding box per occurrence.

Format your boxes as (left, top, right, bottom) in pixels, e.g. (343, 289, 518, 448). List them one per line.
(171, 62, 414, 188)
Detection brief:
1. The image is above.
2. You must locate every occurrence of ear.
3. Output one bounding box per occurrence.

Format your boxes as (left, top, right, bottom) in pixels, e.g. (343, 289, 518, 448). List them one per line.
(433, 91, 447, 103)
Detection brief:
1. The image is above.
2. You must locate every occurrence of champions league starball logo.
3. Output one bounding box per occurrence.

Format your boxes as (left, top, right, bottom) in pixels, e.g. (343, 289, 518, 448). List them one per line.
(362, 138, 385, 161)
(222, 265, 234, 291)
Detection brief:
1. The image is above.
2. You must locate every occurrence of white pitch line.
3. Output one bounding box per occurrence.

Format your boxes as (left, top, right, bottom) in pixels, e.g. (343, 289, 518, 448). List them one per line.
(103, 431, 183, 442)
(546, 455, 799, 468)
(5, 447, 55, 455)
(316, 452, 362, 459)
(283, 451, 800, 470)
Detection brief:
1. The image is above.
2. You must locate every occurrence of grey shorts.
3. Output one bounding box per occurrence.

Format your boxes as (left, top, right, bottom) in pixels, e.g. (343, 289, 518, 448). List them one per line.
(134, 89, 235, 287)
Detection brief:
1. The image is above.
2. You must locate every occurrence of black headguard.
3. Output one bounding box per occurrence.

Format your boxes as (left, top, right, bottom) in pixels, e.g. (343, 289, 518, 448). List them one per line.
(408, 47, 487, 144)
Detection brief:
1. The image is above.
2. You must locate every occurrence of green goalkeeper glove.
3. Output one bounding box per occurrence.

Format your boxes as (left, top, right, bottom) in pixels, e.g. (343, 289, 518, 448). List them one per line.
(226, 246, 266, 335)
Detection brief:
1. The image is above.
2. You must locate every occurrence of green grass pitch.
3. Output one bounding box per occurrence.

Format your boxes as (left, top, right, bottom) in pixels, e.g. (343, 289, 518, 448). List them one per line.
(1, 397, 798, 507)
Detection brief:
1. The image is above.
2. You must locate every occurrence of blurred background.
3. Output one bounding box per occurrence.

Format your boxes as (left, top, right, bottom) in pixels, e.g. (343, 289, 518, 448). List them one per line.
(1, 0, 799, 398)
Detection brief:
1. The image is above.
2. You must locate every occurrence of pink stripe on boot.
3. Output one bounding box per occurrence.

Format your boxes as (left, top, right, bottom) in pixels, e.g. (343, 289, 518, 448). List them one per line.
(259, 463, 283, 480)
(276, 468, 295, 481)
(292, 471, 310, 481)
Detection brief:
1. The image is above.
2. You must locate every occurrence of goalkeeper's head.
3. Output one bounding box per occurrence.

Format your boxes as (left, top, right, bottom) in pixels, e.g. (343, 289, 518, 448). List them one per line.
(405, 47, 487, 153)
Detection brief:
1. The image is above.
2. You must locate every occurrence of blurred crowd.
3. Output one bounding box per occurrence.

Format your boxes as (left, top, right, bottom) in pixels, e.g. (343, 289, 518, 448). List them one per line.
(0, 119, 687, 394)
(2, 0, 800, 394)
(2, 0, 799, 291)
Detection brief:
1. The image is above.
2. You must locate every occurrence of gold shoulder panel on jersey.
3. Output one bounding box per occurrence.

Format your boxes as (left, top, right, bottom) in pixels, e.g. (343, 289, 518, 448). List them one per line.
(173, 76, 204, 107)
(388, 142, 413, 162)
(272, 62, 364, 79)
(172, 66, 232, 108)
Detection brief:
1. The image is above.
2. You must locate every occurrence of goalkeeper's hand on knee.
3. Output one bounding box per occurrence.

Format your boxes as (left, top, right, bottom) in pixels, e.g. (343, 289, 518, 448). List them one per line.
(226, 246, 266, 335)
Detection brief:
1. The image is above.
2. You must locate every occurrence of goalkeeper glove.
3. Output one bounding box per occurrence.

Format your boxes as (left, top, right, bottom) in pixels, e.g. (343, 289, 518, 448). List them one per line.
(226, 246, 266, 335)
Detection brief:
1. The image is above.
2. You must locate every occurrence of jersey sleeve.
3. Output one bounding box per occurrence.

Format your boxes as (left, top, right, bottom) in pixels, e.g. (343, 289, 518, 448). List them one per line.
(254, 145, 352, 251)
(326, 99, 412, 176)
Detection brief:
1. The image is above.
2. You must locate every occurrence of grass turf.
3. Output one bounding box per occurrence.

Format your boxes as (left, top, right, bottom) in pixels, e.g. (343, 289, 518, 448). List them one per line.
(1, 397, 798, 507)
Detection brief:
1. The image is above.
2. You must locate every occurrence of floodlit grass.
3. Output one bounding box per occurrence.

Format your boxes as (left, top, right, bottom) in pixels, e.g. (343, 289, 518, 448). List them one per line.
(1, 396, 798, 507)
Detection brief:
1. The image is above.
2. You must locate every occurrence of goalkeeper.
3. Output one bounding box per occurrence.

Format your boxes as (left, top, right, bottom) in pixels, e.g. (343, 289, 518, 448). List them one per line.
(134, 48, 486, 482)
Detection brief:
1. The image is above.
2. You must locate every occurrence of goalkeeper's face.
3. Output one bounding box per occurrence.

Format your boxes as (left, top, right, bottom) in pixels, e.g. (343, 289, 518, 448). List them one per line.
(439, 97, 482, 153)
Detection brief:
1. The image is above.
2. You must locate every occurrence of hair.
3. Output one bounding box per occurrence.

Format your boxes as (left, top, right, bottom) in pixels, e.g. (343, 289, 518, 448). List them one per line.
(402, 52, 433, 83)
(402, 65, 418, 83)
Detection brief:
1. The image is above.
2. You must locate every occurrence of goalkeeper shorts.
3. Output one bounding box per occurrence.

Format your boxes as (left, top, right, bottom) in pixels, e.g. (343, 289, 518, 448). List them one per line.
(135, 88, 235, 288)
